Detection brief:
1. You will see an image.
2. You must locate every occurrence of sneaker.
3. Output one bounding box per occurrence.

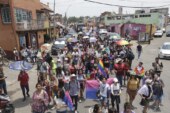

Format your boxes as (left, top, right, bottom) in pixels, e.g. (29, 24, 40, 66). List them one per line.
(23, 98, 26, 102)
(154, 107, 161, 112)
(75, 110, 78, 113)
(27, 93, 30, 97)
(79, 100, 82, 103)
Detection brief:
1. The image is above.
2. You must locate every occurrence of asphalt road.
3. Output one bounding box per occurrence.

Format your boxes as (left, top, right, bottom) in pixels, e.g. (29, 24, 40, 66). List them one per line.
(4, 29, 170, 113)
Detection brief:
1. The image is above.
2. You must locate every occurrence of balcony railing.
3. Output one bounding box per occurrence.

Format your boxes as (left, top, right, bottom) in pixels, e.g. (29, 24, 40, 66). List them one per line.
(15, 19, 49, 31)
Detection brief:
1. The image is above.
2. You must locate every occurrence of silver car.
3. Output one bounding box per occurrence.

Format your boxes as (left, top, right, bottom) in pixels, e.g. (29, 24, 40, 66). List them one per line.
(158, 42, 170, 59)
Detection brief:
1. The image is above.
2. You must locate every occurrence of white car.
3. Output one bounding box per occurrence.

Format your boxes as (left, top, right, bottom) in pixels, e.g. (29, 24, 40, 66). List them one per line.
(99, 29, 108, 34)
(158, 42, 170, 59)
(154, 30, 163, 37)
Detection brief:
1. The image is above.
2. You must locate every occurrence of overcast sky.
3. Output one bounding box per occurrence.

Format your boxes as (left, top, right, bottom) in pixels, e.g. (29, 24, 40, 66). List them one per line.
(40, 0, 170, 17)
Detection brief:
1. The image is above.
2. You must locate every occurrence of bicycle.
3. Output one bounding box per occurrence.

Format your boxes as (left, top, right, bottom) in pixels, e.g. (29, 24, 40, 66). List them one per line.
(0, 54, 9, 66)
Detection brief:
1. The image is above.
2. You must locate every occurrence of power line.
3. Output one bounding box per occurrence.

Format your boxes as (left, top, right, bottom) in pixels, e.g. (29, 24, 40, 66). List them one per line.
(119, 0, 170, 3)
(84, 0, 170, 8)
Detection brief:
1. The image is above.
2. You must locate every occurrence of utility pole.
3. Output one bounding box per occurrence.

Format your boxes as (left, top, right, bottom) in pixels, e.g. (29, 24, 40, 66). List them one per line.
(53, 0, 56, 41)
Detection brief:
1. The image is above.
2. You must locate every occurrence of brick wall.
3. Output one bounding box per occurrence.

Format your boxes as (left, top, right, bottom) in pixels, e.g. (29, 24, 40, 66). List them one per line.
(13, 0, 42, 19)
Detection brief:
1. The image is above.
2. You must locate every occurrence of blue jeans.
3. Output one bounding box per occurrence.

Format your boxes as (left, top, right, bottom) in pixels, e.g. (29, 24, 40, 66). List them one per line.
(0, 82, 7, 94)
(56, 110, 67, 113)
(116, 75, 122, 87)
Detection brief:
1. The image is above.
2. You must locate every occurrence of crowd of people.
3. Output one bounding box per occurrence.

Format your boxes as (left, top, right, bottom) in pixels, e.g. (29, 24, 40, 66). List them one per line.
(0, 28, 165, 113)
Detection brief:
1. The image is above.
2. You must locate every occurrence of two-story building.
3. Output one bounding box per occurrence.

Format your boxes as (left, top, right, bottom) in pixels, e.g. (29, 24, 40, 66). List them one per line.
(0, 0, 52, 58)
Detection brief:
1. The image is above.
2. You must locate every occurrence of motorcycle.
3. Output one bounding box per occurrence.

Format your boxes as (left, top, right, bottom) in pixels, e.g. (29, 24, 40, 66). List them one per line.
(0, 94, 14, 113)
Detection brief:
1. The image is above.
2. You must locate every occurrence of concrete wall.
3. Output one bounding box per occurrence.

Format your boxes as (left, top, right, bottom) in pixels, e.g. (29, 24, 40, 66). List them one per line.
(104, 13, 164, 29)
(0, 6, 17, 57)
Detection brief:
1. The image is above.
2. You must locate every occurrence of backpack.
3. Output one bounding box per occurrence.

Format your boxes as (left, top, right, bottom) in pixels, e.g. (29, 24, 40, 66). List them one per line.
(127, 51, 135, 60)
(153, 80, 163, 96)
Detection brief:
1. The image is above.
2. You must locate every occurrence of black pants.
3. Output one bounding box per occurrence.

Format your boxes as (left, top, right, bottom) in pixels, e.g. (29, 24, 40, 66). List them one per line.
(21, 84, 29, 98)
(71, 95, 78, 111)
(111, 94, 120, 113)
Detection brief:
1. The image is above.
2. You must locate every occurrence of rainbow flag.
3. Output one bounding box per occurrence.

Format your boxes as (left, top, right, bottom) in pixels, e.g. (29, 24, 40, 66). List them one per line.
(134, 66, 145, 77)
(98, 60, 107, 78)
(64, 91, 73, 110)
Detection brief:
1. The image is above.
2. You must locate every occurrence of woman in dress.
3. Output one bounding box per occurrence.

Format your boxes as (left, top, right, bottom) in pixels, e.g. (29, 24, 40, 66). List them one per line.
(31, 83, 49, 113)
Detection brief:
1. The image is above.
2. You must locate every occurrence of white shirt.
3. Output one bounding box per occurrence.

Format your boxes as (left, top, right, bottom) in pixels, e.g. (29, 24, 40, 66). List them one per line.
(138, 84, 150, 96)
(99, 82, 110, 97)
(111, 83, 121, 95)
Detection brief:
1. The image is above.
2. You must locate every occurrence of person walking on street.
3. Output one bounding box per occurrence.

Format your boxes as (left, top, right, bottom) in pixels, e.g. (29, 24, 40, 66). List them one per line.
(13, 47, 20, 61)
(152, 57, 163, 76)
(136, 43, 142, 60)
(138, 79, 153, 113)
(114, 58, 127, 89)
(134, 62, 145, 84)
(0, 65, 7, 95)
(110, 78, 121, 113)
(31, 83, 49, 113)
(18, 70, 30, 101)
(127, 71, 139, 109)
(151, 74, 164, 111)
(98, 77, 110, 112)
(69, 74, 80, 113)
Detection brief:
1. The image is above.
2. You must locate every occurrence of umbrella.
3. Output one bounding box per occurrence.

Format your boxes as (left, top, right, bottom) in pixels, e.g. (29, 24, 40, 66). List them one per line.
(89, 37, 97, 43)
(78, 32, 83, 35)
(83, 36, 89, 39)
(41, 43, 51, 52)
(71, 38, 78, 42)
(9, 61, 33, 71)
(67, 38, 73, 42)
(116, 40, 129, 45)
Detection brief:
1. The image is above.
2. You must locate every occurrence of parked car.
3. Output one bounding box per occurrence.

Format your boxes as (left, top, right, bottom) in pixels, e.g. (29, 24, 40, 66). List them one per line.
(99, 29, 108, 34)
(158, 42, 170, 59)
(166, 31, 170, 37)
(154, 30, 163, 37)
(51, 41, 66, 55)
(162, 28, 166, 33)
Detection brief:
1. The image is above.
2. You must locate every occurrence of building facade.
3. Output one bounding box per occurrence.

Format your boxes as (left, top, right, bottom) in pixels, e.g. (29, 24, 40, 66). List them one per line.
(103, 12, 165, 29)
(0, 0, 52, 58)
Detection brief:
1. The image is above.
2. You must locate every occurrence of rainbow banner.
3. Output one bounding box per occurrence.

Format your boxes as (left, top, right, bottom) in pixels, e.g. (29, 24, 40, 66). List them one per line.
(98, 60, 107, 78)
(86, 78, 114, 99)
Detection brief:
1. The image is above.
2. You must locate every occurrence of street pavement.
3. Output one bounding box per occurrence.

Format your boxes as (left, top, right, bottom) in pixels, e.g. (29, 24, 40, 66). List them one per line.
(4, 30, 170, 113)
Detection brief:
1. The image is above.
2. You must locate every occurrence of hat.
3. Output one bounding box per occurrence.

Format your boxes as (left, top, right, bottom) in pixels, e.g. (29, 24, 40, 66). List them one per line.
(115, 58, 122, 63)
(70, 74, 76, 77)
(114, 78, 118, 83)
(145, 79, 152, 84)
